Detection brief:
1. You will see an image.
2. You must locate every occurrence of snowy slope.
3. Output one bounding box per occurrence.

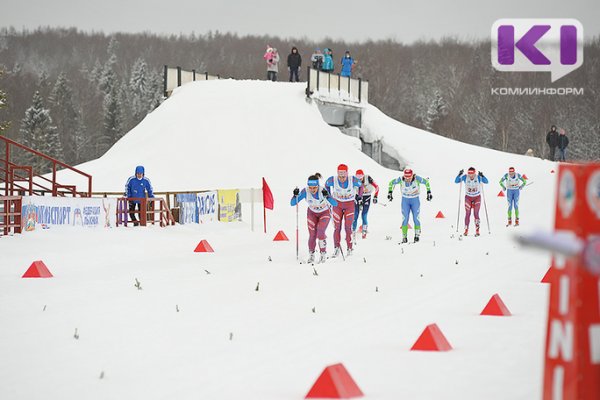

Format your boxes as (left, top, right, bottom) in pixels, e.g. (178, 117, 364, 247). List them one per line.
(1, 80, 558, 400)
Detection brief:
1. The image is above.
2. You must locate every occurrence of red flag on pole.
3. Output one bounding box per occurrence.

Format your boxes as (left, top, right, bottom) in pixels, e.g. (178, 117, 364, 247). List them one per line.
(262, 177, 274, 233)
(262, 178, 274, 210)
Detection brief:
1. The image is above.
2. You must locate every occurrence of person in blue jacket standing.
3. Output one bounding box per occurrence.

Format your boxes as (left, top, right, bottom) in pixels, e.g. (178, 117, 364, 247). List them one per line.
(124, 165, 154, 226)
(340, 51, 356, 77)
(322, 48, 334, 73)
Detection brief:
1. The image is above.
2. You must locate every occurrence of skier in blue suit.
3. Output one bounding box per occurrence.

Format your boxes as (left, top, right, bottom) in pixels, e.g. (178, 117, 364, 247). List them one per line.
(124, 165, 154, 226)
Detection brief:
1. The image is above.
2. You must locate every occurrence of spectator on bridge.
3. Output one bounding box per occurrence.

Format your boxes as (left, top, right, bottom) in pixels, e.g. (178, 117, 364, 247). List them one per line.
(287, 46, 302, 82)
(322, 48, 334, 73)
(557, 129, 569, 162)
(340, 51, 356, 78)
(124, 165, 154, 226)
(263, 46, 280, 82)
(311, 48, 324, 70)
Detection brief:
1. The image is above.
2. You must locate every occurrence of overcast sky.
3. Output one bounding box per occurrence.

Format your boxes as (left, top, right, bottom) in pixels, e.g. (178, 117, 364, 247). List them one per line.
(1, 0, 599, 43)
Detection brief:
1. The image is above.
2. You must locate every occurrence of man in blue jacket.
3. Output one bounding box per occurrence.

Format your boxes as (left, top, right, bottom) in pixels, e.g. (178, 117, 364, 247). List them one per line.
(124, 165, 154, 226)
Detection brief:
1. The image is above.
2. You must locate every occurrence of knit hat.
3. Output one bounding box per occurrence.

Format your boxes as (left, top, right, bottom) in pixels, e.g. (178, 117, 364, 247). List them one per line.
(355, 169, 364, 177)
(508, 167, 515, 173)
(403, 169, 413, 178)
(337, 164, 348, 172)
(468, 167, 476, 174)
(135, 165, 145, 175)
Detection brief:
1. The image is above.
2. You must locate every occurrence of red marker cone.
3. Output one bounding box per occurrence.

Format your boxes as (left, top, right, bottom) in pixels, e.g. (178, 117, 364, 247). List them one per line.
(480, 293, 512, 316)
(273, 230, 289, 241)
(194, 240, 214, 252)
(410, 323, 452, 351)
(22, 260, 53, 278)
(435, 211, 445, 218)
(498, 190, 505, 197)
(305, 363, 364, 399)
(541, 267, 554, 283)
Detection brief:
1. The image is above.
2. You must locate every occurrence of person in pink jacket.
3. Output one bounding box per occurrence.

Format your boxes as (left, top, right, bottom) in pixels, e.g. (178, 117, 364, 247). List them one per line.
(263, 46, 280, 81)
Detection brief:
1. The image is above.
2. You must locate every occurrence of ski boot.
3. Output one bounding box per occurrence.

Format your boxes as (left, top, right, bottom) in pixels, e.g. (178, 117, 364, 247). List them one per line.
(307, 252, 315, 264)
(332, 247, 341, 258)
(515, 218, 519, 226)
(475, 227, 480, 237)
(347, 247, 353, 256)
(507, 218, 512, 227)
(351, 231, 357, 246)
(464, 228, 469, 236)
(414, 235, 420, 243)
(361, 225, 368, 239)
(318, 252, 327, 264)
(402, 237, 408, 244)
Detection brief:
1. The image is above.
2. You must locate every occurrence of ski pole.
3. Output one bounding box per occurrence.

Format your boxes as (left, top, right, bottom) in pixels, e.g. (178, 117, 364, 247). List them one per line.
(456, 180, 462, 233)
(481, 184, 491, 234)
(295, 195, 299, 260)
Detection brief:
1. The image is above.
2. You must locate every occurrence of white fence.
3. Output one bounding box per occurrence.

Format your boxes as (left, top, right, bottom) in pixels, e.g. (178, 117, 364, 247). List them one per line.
(306, 67, 369, 104)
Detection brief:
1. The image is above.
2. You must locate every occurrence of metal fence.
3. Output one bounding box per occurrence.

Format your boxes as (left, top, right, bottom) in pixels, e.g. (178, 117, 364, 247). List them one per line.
(163, 66, 222, 97)
(305, 67, 369, 104)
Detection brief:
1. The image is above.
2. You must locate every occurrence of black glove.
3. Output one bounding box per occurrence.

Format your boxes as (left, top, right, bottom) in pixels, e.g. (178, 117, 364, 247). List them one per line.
(426, 190, 432, 201)
(373, 195, 378, 204)
(387, 191, 393, 201)
(357, 196, 363, 207)
(478, 171, 484, 177)
(458, 169, 464, 176)
(322, 188, 329, 198)
(293, 187, 299, 196)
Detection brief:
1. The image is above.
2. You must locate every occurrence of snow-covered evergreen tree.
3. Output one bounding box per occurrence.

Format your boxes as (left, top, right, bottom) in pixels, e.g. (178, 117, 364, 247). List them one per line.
(20, 90, 63, 171)
(424, 90, 449, 132)
(0, 69, 9, 133)
(49, 72, 84, 164)
(98, 85, 122, 154)
(129, 57, 149, 123)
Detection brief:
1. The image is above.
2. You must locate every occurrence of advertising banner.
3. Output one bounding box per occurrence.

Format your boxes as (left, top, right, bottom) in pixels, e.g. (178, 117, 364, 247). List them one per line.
(198, 191, 217, 223)
(21, 196, 117, 232)
(176, 193, 199, 224)
(217, 189, 241, 222)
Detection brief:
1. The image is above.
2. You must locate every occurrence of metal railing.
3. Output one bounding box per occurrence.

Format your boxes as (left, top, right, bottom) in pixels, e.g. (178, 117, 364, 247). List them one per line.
(0, 195, 22, 235)
(0, 135, 92, 197)
(163, 65, 223, 97)
(305, 67, 369, 104)
(116, 197, 176, 227)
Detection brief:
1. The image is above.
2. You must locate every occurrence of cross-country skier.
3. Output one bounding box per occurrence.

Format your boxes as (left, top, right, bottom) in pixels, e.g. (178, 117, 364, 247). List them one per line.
(455, 167, 488, 236)
(325, 164, 363, 257)
(352, 169, 379, 242)
(291, 174, 338, 264)
(388, 168, 432, 243)
(499, 167, 526, 226)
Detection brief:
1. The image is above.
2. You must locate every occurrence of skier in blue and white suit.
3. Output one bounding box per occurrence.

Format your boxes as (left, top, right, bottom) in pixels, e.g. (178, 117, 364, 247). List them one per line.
(124, 165, 154, 226)
(499, 166, 526, 226)
(388, 168, 432, 243)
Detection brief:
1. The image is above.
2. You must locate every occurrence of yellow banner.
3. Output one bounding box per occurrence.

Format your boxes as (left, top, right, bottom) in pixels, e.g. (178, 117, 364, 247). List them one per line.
(217, 189, 241, 222)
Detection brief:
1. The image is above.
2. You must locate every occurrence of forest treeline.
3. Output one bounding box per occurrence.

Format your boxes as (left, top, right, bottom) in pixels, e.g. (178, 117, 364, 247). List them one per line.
(0, 27, 598, 165)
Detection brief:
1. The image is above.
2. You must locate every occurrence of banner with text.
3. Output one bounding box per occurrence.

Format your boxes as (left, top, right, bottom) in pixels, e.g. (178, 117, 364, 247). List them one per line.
(21, 196, 117, 232)
(217, 189, 241, 222)
(175, 191, 218, 224)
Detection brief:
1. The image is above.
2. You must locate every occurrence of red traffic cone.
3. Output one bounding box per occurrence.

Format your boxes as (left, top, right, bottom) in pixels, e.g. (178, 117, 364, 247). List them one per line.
(194, 240, 214, 252)
(435, 211, 445, 218)
(273, 230, 289, 241)
(22, 260, 53, 278)
(497, 190, 505, 197)
(541, 267, 554, 283)
(410, 323, 452, 351)
(480, 293, 512, 316)
(305, 363, 364, 399)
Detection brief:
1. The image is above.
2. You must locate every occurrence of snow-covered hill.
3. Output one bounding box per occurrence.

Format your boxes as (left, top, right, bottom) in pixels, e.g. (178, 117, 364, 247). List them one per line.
(1, 80, 558, 399)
